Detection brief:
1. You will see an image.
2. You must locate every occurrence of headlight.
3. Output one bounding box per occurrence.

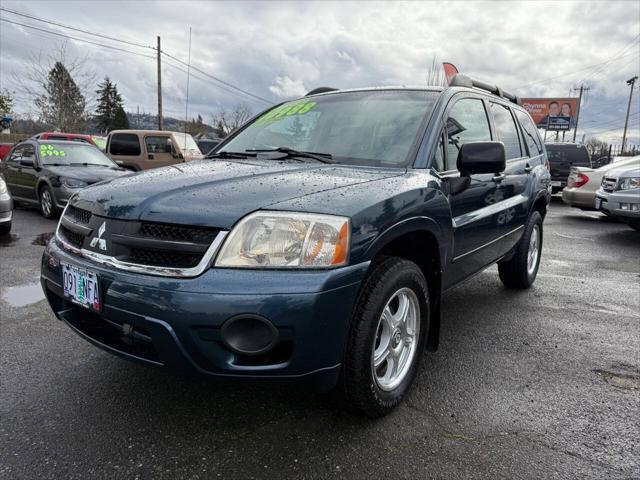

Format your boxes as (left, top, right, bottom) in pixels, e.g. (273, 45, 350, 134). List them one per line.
(0, 177, 7, 195)
(215, 211, 350, 268)
(62, 177, 88, 188)
(618, 177, 640, 190)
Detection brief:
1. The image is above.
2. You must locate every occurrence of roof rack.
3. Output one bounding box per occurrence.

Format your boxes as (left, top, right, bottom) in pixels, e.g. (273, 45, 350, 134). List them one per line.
(450, 74, 522, 106)
(305, 87, 339, 96)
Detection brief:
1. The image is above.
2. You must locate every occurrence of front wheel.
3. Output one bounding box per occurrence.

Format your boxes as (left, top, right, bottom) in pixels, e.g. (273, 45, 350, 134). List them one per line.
(0, 221, 11, 235)
(39, 185, 57, 219)
(498, 211, 543, 289)
(334, 257, 429, 417)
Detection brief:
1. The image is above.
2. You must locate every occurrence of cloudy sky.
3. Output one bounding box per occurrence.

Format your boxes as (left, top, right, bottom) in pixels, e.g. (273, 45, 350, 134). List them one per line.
(1, 1, 639, 144)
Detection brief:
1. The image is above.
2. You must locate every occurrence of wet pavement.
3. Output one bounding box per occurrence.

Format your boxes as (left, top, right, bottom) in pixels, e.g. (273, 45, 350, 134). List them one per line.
(1, 199, 639, 479)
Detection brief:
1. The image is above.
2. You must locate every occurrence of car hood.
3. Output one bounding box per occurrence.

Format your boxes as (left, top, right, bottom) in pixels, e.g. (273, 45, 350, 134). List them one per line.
(47, 166, 129, 184)
(72, 160, 405, 228)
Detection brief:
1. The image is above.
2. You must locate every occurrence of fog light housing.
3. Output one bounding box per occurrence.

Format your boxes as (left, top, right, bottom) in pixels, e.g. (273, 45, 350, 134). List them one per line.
(630, 203, 639, 211)
(620, 203, 630, 210)
(220, 315, 279, 356)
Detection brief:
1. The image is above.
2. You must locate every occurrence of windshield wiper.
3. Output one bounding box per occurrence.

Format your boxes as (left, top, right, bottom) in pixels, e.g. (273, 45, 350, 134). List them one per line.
(71, 163, 110, 167)
(205, 151, 256, 159)
(247, 147, 335, 164)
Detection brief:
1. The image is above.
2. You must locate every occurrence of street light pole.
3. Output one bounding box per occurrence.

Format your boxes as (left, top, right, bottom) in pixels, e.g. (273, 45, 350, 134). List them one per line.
(621, 76, 638, 154)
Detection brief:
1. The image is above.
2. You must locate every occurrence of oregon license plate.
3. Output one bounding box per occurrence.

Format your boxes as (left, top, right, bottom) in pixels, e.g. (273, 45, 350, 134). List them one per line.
(62, 263, 101, 311)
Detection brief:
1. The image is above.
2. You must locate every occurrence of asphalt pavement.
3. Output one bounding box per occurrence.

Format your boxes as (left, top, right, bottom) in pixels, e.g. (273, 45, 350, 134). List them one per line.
(1, 198, 639, 480)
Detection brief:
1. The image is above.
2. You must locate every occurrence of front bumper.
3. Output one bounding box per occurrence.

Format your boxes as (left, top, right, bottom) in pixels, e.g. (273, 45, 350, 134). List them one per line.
(0, 192, 12, 222)
(41, 239, 369, 389)
(596, 189, 640, 219)
(52, 186, 74, 209)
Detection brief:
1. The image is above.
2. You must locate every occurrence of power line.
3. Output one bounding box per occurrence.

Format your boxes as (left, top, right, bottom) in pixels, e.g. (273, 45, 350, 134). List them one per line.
(582, 111, 639, 127)
(0, 7, 155, 50)
(587, 119, 640, 135)
(161, 51, 272, 105)
(515, 51, 639, 90)
(579, 34, 640, 86)
(0, 18, 155, 59)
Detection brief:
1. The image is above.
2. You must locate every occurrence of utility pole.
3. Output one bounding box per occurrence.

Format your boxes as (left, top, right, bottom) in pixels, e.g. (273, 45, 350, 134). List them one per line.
(157, 36, 163, 131)
(621, 76, 638, 154)
(572, 84, 589, 142)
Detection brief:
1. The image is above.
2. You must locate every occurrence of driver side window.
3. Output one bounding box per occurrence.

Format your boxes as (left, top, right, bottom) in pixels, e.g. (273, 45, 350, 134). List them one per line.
(446, 98, 492, 171)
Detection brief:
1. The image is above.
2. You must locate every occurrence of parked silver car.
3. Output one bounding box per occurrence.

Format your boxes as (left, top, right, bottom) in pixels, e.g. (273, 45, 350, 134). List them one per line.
(562, 156, 640, 210)
(0, 175, 13, 234)
(595, 165, 640, 231)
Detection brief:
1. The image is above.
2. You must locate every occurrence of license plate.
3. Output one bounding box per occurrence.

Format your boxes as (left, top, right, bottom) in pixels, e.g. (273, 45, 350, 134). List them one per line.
(550, 181, 562, 187)
(595, 198, 602, 210)
(62, 263, 101, 311)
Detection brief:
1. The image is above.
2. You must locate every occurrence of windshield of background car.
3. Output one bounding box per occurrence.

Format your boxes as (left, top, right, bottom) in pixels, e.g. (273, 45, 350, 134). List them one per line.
(38, 143, 118, 167)
(172, 133, 201, 152)
(221, 90, 439, 167)
(546, 146, 590, 166)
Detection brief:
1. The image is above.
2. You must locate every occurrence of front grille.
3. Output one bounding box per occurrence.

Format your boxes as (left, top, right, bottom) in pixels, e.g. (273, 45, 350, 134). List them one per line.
(129, 248, 203, 268)
(57, 205, 222, 272)
(59, 224, 84, 249)
(601, 177, 617, 192)
(66, 205, 92, 224)
(139, 222, 218, 244)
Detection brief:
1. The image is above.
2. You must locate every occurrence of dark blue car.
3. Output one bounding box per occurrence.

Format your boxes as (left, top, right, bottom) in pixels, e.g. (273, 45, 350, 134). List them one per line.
(41, 75, 551, 417)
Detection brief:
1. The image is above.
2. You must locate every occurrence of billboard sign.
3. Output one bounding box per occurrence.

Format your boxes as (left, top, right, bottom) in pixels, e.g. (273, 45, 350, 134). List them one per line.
(521, 98, 579, 129)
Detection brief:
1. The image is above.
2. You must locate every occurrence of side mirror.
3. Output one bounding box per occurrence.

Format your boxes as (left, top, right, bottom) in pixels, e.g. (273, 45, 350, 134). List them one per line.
(173, 152, 184, 160)
(457, 142, 506, 176)
(20, 158, 35, 167)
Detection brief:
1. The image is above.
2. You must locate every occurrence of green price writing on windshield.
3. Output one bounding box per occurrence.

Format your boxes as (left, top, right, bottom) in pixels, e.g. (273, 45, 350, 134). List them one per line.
(40, 144, 66, 157)
(255, 100, 316, 125)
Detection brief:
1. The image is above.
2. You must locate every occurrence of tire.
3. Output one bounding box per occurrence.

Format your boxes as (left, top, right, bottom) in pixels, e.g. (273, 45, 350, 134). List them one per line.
(498, 211, 543, 289)
(39, 185, 57, 219)
(0, 221, 10, 235)
(333, 256, 429, 417)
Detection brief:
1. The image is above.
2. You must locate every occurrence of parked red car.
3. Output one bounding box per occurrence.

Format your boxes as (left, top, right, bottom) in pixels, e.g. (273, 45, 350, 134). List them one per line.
(0, 143, 13, 161)
(33, 132, 107, 150)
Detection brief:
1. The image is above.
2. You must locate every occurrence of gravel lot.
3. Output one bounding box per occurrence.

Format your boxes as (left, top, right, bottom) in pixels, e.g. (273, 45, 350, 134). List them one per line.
(1, 198, 639, 479)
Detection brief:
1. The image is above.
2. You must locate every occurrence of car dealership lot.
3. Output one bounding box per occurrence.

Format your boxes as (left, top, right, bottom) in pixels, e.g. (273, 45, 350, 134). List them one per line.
(1, 200, 638, 479)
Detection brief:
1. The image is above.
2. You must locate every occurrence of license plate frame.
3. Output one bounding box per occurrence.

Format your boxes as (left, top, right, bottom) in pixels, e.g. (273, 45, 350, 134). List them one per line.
(62, 262, 101, 312)
(550, 181, 562, 187)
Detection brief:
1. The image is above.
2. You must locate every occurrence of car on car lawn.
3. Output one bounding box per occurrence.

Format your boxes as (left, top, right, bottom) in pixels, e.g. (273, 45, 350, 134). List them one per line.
(104, 130, 204, 171)
(0, 176, 13, 234)
(1, 140, 129, 219)
(32, 132, 106, 149)
(41, 77, 551, 417)
(595, 164, 640, 231)
(562, 155, 640, 210)
(545, 142, 591, 193)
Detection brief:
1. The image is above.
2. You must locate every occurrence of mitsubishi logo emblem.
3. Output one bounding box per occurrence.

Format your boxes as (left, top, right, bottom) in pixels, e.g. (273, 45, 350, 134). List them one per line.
(89, 221, 107, 251)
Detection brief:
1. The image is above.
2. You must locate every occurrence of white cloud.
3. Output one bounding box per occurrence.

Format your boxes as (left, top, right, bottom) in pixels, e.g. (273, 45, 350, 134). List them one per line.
(268, 75, 307, 99)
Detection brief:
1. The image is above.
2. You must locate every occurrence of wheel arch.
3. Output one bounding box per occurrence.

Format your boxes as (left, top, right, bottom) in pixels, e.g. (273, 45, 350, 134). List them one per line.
(363, 217, 445, 352)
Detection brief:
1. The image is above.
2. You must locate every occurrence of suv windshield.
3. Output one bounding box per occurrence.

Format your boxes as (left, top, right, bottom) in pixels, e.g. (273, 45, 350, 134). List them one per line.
(221, 90, 439, 167)
(172, 132, 201, 152)
(38, 143, 118, 167)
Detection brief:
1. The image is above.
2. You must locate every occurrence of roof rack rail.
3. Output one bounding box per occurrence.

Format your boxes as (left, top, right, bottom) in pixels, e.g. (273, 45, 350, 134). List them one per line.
(305, 87, 339, 96)
(449, 74, 522, 106)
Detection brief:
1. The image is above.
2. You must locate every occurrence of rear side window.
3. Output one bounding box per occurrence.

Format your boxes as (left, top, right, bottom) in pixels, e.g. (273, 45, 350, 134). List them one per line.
(515, 110, 543, 155)
(6, 146, 24, 164)
(109, 133, 141, 156)
(145, 136, 172, 155)
(490, 103, 522, 160)
(47, 135, 69, 141)
(446, 98, 492, 170)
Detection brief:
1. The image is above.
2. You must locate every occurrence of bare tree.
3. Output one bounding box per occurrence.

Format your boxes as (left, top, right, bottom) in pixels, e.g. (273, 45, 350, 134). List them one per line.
(212, 103, 253, 136)
(426, 55, 446, 87)
(12, 43, 96, 129)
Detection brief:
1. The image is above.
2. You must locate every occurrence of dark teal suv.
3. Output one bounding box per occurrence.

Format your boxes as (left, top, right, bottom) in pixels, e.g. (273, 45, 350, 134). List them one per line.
(41, 75, 550, 417)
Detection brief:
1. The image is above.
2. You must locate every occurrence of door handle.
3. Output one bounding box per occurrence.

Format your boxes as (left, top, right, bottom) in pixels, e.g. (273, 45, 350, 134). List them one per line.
(524, 164, 533, 173)
(148, 154, 154, 160)
(492, 173, 506, 183)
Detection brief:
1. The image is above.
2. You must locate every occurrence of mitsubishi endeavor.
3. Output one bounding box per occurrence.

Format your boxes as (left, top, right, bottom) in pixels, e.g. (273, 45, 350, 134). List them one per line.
(41, 75, 551, 417)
